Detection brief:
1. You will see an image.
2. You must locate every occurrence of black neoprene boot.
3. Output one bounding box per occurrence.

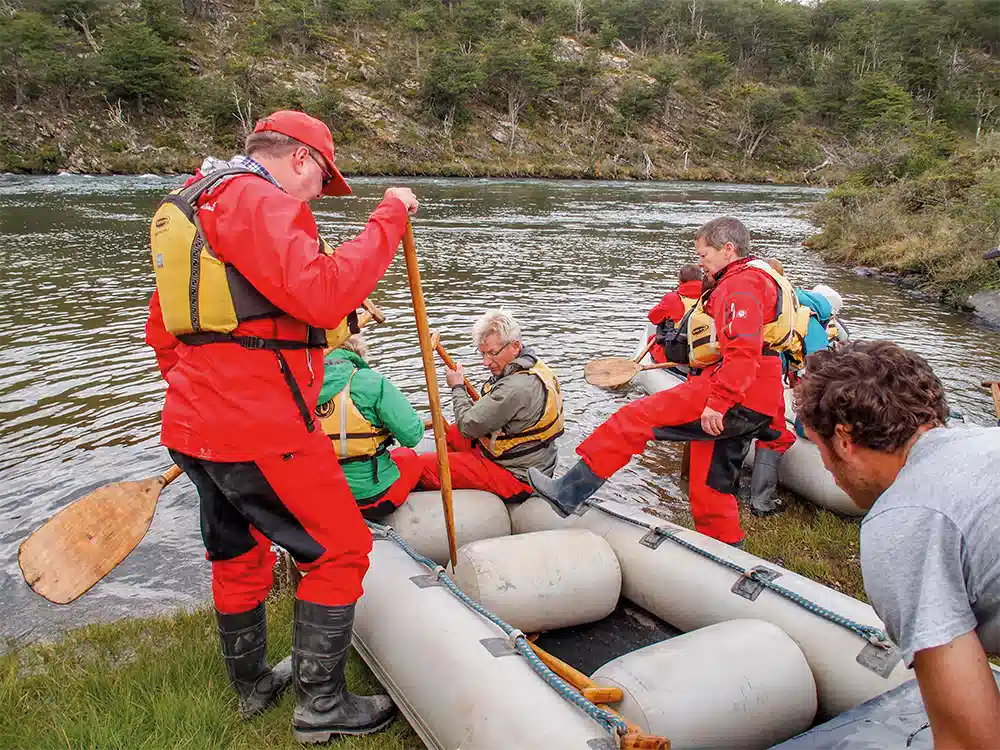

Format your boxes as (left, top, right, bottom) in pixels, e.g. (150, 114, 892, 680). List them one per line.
(216, 603, 292, 719)
(749, 447, 785, 517)
(528, 460, 606, 517)
(292, 600, 395, 744)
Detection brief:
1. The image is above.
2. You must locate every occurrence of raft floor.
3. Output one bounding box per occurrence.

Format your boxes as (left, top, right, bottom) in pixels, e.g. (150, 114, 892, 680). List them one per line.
(533, 598, 681, 676)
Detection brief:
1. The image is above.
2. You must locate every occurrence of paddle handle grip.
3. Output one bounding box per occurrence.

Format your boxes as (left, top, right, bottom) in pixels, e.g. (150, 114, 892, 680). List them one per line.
(640, 361, 684, 372)
(162, 465, 183, 486)
(361, 298, 386, 324)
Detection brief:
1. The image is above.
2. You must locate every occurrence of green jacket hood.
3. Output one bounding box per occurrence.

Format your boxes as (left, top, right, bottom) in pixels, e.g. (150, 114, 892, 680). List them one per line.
(319, 349, 370, 403)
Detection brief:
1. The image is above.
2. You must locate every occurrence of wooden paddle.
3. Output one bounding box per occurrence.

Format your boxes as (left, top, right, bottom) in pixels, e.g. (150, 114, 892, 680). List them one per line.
(429, 330, 480, 401)
(983, 380, 1000, 423)
(585, 359, 682, 389)
(18, 465, 184, 604)
(360, 298, 386, 324)
(402, 220, 459, 569)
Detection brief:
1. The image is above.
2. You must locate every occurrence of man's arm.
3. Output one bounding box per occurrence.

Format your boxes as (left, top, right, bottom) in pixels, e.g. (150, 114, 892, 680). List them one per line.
(913, 631, 1000, 750)
(144, 290, 180, 379)
(705, 280, 767, 415)
(451, 380, 527, 440)
(221, 187, 409, 329)
(374, 376, 426, 448)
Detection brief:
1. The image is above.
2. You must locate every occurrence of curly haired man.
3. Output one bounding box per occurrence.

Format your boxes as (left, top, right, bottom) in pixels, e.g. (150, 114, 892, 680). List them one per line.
(795, 340, 1000, 749)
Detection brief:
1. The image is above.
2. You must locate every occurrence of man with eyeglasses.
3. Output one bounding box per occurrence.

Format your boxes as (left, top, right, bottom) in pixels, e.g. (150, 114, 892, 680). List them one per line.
(145, 109, 418, 743)
(416, 309, 565, 503)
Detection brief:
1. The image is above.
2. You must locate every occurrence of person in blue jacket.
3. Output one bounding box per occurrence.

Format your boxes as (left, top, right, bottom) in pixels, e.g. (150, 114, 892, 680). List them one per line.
(751, 259, 845, 517)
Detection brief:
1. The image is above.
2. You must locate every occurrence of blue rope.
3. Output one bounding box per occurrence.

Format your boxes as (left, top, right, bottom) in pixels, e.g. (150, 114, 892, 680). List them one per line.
(583, 499, 893, 649)
(366, 521, 629, 739)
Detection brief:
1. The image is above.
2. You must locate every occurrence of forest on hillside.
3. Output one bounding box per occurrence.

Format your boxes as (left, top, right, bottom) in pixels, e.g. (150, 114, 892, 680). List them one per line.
(2, 0, 998, 172)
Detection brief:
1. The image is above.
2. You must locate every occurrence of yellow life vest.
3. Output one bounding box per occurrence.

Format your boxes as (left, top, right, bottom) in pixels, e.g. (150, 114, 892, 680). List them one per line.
(316, 369, 392, 462)
(687, 259, 809, 369)
(479, 360, 564, 458)
(149, 167, 349, 349)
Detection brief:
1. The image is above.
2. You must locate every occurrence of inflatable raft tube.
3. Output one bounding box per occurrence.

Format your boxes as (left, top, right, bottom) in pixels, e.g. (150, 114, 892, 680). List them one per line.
(633, 325, 861, 516)
(510, 496, 911, 719)
(353, 514, 614, 750)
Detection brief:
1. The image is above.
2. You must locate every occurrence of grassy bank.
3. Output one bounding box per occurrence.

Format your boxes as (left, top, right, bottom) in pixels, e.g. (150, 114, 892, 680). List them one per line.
(0, 591, 421, 750)
(806, 133, 1000, 305)
(1, 489, 863, 750)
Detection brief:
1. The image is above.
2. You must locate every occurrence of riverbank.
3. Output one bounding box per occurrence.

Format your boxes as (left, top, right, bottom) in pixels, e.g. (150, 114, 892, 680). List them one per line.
(1, 489, 861, 749)
(804, 133, 1000, 319)
(0, 104, 830, 186)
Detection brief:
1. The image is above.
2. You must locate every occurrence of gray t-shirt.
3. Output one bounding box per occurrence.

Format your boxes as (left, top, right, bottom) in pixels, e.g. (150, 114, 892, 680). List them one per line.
(860, 425, 1000, 667)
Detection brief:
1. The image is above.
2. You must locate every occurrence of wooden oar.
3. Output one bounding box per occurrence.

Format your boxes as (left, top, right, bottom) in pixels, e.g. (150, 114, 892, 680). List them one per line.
(402, 220, 459, 569)
(585, 359, 681, 390)
(18, 465, 184, 604)
(583, 336, 668, 390)
(429, 330, 479, 401)
(361, 298, 386, 324)
(983, 380, 1000, 424)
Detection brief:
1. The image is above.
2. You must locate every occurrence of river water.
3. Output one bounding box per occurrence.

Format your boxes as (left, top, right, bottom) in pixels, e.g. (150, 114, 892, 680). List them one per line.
(2, 174, 998, 644)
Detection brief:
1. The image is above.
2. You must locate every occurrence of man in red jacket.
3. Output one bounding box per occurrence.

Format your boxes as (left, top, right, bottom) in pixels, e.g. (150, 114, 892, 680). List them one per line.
(145, 110, 418, 743)
(647, 263, 703, 363)
(530, 217, 785, 548)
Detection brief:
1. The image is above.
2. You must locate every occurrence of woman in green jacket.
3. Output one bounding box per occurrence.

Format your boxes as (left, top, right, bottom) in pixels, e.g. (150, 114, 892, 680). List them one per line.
(317, 334, 426, 519)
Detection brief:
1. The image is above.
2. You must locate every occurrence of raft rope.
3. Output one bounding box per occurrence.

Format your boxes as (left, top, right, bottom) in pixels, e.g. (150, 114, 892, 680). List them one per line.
(581, 498, 894, 649)
(367, 520, 630, 740)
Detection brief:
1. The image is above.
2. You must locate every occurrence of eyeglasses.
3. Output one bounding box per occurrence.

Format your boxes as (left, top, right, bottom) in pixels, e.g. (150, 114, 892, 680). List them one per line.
(479, 341, 512, 360)
(307, 151, 334, 187)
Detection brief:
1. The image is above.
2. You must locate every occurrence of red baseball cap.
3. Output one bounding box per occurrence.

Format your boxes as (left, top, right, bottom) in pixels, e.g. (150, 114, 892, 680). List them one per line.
(253, 110, 351, 196)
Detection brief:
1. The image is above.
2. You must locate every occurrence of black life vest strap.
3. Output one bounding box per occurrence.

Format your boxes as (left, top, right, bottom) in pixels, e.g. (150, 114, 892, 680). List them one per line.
(177, 332, 321, 432)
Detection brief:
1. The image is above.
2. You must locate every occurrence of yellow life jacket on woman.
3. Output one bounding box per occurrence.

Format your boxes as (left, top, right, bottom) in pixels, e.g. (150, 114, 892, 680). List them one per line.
(316, 369, 392, 462)
(687, 259, 810, 369)
(479, 360, 564, 459)
(149, 166, 350, 348)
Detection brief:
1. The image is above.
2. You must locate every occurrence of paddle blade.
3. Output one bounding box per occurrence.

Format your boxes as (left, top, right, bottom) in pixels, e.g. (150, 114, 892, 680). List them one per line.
(18, 476, 165, 604)
(584, 358, 642, 389)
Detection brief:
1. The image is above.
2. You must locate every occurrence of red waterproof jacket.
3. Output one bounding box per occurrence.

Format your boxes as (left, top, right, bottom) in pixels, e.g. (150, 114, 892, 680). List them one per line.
(145, 173, 409, 461)
(701, 258, 785, 419)
(648, 279, 703, 324)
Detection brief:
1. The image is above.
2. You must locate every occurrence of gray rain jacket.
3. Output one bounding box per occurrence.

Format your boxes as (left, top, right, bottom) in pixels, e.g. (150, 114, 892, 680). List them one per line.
(450, 347, 559, 482)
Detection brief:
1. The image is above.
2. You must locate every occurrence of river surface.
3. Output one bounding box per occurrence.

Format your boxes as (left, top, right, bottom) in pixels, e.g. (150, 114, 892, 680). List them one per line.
(2, 174, 998, 644)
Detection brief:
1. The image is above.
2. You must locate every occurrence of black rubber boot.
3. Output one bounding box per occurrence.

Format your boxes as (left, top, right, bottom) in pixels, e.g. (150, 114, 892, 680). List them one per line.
(216, 603, 292, 719)
(292, 600, 395, 744)
(749, 447, 785, 518)
(527, 461, 606, 517)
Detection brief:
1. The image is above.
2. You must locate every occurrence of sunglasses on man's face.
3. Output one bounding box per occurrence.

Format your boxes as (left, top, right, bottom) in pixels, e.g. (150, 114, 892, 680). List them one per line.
(307, 152, 334, 187)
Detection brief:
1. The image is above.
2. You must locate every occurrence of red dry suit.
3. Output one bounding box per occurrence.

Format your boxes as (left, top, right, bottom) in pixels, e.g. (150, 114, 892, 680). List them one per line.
(145, 170, 409, 612)
(578, 258, 786, 545)
(647, 279, 704, 364)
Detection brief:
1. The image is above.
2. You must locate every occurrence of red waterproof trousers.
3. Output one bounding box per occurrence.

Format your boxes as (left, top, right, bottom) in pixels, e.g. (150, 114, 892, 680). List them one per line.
(355, 447, 425, 520)
(417, 424, 533, 502)
(756, 401, 797, 455)
(169, 430, 371, 614)
(576, 366, 781, 545)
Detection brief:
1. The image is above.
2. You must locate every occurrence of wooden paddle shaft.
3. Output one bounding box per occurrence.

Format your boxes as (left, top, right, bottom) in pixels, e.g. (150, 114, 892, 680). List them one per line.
(634, 337, 656, 363)
(402, 221, 459, 569)
(430, 330, 479, 401)
(526, 640, 668, 746)
(983, 380, 1000, 421)
(361, 298, 386, 324)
